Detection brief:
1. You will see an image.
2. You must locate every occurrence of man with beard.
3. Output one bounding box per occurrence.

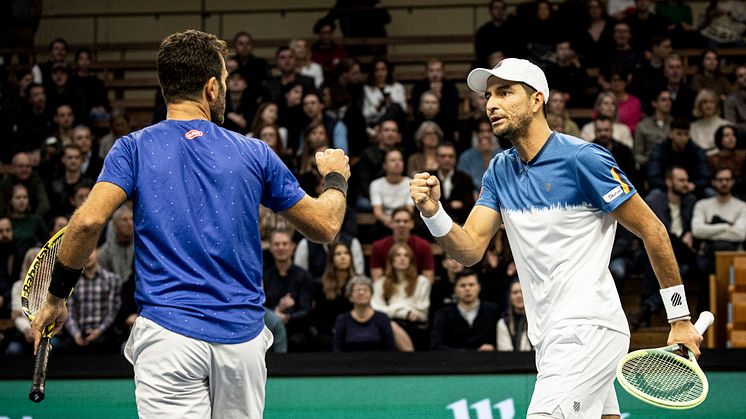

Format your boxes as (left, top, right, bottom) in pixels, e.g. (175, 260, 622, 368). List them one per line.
(30, 30, 350, 418)
(410, 58, 702, 419)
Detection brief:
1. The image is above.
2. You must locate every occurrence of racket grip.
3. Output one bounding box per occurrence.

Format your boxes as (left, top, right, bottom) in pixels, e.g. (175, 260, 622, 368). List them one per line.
(29, 337, 51, 403)
(694, 311, 715, 336)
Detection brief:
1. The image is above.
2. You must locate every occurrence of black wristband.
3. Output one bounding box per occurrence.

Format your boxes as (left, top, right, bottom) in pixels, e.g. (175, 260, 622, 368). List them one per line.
(322, 172, 348, 197)
(48, 260, 83, 299)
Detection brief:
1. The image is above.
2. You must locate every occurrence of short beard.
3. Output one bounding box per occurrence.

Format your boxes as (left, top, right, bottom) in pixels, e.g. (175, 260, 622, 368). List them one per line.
(209, 84, 226, 125)
(494, 110, 532, 144)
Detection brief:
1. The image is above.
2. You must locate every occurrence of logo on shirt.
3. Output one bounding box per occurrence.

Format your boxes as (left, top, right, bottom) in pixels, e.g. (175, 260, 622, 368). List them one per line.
(603, 186, 623, 203)
(184, 129, 204, 140)
(610, 167, 630, 193)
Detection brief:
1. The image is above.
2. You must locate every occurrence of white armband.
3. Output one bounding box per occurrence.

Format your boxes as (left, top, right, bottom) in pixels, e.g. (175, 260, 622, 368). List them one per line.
(660, 284, 690, 322)
(421, 203, 454, 238)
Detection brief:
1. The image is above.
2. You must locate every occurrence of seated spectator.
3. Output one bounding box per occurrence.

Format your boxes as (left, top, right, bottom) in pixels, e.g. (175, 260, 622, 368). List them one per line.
(351, 119, 401, 211)
(290, 38, 323, 89)
(623, 0, 668, 53)
(18, 83, 53, 153)
(430, 269, 499, 351)
(690, 49, 733, 102)
(321, 68, 368, 158)
(407, 121, 442, 178)
(708, 125, 745, 196)
(52, 103, 75, 146)
(72, 124, 104, 179)
(257, 206, 293, 251)
(362, 57, 407, 126)
(232, 31, 269, 97)
(474, 0, 516, 67)
(692, 168, 746, 277)
(610, 223, 637, 295)
(264, 46, 316, 107)
(592, 116, 639, 186)
(69, 47, 110, 125)
(458, 120, 501, 190)
(294, 235, 364, 280)
(429, 252, 465, 321)
(248, 102, 287, 147)
(661, 54, 697, 119)
(264, 309, 288, 353)
(655, 0, 696, 48)
(544, 40, 594, 107)
(629, 34, 671, 113)
(475, 227, 516, 311)
(59, 246, 123, 354)
(67, 182, 92, 219)
(410, 59, 460, 135)
(6, 247, 40, 356)
(296, 123, 329, 195)
(370, 207, 435, 282)
(333, 276, 395, 352)
(634, 89, 673, 168)
(6, 184, 46, 255)
(647, 117, 711, 197)
(458, 90, 490, 153)
(257, 124, 295, 170)
(0, 152, 50, 218)
(608, 66, 642, 134)
(580, 92, 634, 149)
(573, 0, 615, 69)
(496, 279, 532, 351)
(47, 62, 74, 113)
(369, 149, 413, 234)
(436, 143, 476, 225)
(310, 17, 347, 82)
(309, 242, 356, 350)
(723, 65, 746, 134)
(300, 91, 348, 154)
(407, 90, 456, 149)
(99, 203, 134, 281)
(0, 217, 22, 318)
(546, 90, 581, 137)
(98, 110, 131, 159)
(48, 144, 93, 217)
(690, 88, 730, 155)
(371, 242, 431, 350)
(223, 70, 255, 135)
(263, 229, 314, 351)
(600, 21, 642, 81)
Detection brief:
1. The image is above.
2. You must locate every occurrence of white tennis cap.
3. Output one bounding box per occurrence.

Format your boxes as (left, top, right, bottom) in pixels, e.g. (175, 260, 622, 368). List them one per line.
(467, 58, 549, 103)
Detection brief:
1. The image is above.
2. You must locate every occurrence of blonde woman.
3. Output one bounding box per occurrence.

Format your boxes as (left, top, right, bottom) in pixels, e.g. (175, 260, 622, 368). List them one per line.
(580, 92, 634, 148)
(690, 88, 729, 155)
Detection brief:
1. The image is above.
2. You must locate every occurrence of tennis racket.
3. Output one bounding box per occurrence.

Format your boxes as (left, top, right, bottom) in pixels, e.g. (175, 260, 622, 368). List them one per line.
(616, 311, 714, 410)
(20, 226, 70, 403)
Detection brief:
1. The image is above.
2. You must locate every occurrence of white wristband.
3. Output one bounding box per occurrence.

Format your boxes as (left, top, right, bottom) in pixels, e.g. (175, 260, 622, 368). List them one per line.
(660, 284, 690, 322)
(421, 203, 453, 238)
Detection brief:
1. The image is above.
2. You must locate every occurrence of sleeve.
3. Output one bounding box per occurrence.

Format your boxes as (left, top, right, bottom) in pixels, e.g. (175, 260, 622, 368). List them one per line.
(369, 179, 383, 206)
(475, 160, 501, 212)
(390, 83, 408, 113)
(370, 241, 385, 270)
(693, 148, 711, 190)
(260, 142, 305, 212)
(412, 276, 432, 321)
(418, 239, 435, 272)
(96, 136, 135, 197)
(574, 144, 637, 213)
(351, 238, 365, 276)
(691, 201, 726, 240)
(370, 280, 394, 317)
(496, 319, 513, 351)
(293, 239, 309, 271)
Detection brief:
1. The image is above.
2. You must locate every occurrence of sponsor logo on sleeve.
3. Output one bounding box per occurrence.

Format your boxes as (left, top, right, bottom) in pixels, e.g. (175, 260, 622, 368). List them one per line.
(184, 129, 204, 140)
(603, 186, 623, 203)
(610, 167, 630, 193)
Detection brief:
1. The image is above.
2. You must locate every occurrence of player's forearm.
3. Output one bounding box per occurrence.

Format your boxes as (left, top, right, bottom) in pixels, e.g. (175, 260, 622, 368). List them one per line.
(57, 210, 108, 269)
(298, 189, 347, 243)
(643, 221, 684, 289)
(436, 224, 487, 267)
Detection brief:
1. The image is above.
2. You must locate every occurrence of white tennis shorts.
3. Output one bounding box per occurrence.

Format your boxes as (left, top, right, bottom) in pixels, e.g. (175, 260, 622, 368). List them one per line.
(527, 324, 629, 418)
(124, 316, 273, 419)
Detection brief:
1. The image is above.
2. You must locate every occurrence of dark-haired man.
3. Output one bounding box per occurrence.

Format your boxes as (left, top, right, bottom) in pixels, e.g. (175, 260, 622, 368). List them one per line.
(32, 30, 350, 418)
(232, 31, 268, 94)
(263, 46, 315, 105)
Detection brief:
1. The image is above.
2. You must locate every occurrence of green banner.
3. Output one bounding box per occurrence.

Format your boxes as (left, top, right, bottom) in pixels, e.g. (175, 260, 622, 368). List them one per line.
(0, 373, 743, 418)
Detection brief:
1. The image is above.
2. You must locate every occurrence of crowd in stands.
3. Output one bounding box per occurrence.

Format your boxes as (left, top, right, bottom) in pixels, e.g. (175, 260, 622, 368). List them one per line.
(1, 0, 746, 355)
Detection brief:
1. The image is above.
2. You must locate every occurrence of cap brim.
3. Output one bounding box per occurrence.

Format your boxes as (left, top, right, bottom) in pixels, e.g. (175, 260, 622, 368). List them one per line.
(466, 68, 495, 93)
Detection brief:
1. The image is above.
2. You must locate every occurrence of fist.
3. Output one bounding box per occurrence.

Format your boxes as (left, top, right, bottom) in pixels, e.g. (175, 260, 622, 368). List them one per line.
(410, 173, 441, 217)
(316, 148, 351, 180)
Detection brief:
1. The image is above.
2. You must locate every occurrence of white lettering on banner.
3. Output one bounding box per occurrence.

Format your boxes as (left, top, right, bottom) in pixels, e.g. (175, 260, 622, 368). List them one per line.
(446, 398, 515, 419)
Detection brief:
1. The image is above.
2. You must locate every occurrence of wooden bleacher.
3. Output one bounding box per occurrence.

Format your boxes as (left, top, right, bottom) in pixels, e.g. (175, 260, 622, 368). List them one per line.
(727, 256, 746, 348)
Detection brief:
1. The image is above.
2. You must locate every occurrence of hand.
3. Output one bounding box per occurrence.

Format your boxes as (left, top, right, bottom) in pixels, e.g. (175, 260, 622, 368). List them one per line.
(410, 173, 441, 217)
(85, 328, 102, 343)
(315, 148, 350, 180)
(477, 344, 495, 352)
(507, 262, 517, 277)
(74, 334, 88, 346)
(278, 294, 295, 311)
(407, 311, 422, 322)
(31, 294, 68, 354)
(485, 250, 498, 269)
(682, 232, 694, 250)
(668, 319, 703, 358)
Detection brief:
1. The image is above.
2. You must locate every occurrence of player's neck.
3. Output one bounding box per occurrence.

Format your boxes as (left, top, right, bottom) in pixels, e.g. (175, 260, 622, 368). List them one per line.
(166, 100, 210, 121)
(513, 121, 552, 163)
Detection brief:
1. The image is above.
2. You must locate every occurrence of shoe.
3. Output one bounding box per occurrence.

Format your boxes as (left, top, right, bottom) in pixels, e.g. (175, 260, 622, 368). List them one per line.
(629, 305, 651, 330)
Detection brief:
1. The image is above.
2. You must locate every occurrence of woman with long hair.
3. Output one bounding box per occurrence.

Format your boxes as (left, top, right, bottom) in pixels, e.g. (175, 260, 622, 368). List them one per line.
(547, 90, 581, 137)
(690, 49, 733, 101)
(362, 57, 407, 125)
(248, 101, 288, 148)
(580, 91, 634, 148)
(6, 183, 46, 255)
(407, 121, 443, 178)
(496, 279, 532, 351)
(311, 242, 356, 350)
(690, 88, 730, 155)
(371, 242, 431, 350)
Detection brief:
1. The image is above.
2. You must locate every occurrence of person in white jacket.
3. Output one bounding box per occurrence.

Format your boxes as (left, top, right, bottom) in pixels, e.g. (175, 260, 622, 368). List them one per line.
(496, 279, 532, 352)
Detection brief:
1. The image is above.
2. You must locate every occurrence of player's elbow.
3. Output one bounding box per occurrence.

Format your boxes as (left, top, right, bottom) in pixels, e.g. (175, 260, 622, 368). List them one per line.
(71, 211, 108, 235)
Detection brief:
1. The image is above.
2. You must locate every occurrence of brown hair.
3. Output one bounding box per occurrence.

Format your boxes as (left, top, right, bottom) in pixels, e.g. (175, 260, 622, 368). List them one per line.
(321, 242, 357, 300)
(382, 242, 418, 301)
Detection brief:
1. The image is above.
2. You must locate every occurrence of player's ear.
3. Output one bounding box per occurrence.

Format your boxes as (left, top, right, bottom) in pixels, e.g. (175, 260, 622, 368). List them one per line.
(532, 92, 543, 113)
(205, 77, 218, 101)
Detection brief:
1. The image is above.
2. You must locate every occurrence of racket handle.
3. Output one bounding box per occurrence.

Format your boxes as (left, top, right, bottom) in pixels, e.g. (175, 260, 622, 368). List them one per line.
(694, 311, 715, 336)
(29, 336, 51, 403)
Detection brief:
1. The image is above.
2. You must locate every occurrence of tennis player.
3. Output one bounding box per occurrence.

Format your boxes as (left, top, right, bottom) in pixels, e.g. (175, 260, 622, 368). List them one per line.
(410, 58, 703, 418)
(31, 30, 350, 418)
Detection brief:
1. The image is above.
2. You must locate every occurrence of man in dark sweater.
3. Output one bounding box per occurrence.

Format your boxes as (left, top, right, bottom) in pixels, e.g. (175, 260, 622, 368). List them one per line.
(430, 269, 499, 351)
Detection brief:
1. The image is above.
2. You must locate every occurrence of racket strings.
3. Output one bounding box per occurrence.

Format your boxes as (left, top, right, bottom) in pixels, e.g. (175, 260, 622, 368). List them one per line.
(27, 239, 63, 316)
(621, 352, 704, 403)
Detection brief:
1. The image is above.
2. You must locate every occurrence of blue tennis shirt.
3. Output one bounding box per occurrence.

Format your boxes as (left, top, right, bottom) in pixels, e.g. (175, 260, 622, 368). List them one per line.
(98, 119, 305, 344)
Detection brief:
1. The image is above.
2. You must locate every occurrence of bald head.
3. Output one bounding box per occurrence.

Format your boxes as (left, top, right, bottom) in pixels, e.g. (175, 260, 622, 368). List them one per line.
(12, 152, 33, 181)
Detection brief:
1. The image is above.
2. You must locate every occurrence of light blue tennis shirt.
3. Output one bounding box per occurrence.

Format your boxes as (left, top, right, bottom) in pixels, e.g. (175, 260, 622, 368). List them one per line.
(476, 132, 634, 346)
(98, 119, 305, 344)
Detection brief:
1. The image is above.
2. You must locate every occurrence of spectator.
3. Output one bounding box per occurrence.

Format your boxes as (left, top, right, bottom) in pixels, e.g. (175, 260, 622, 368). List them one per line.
(523, 0, 562, 62)
(72, 124, 104, 179)
(6, 184, 46, 255)
(610, 223, 637, 295)
(629, 34, 672, 113)
(648, 117, 711, 197)
(294, 235, 364, 280)
(0, 152, 50, 218)
(580, 92, 634, 149)
(309, 242, 356, 350)
(496, 279, 532, 351)
(723, 65, 746, 134)
(429, 252, 465, 321)
(430, 269, 499, 351)
(98, 203, 134, 281)
(592, 116, 639, 186)
(458, 120, 501, 191)
(458, 90, 490, 153)
(248, 102, 288, 149)
(59, 246, 123, 354)
(279, 81, 310, 155)
(362, 57, 407, 126)
(623, 0, 667, 53)
(321, 72, 368, 158)
(352, 119, 401, 211)
(47, 144, 93, 216)
(573, 0, 614, 69)
(264, 309, 288, 353)
(333, 276, 395, 352)
(708, 125, 745, 193)
(408, 90, 457, 148)
(546, 90, 581, 137)
(310, 17, 347, 82)
(47, 62, 74, 112)
(222, 70, 254, 134)
(690, 88, 730, 155)
(18, 83, 53, 152)
(52, 103, 75, 146)
(476, 227, 516, 310)
(661, 54, 697, 119)
(296, 123, 329, 194)
(410, 59, 460, 135)
(692, 168, 746, 276)
(632, 166, 702, 328)
(264, 46, 316, 106)
(371, 242, 431, 350)
(545, 40, 594, 107)
(634, 88, 673, 168)
(6, 247, 40, 356)
(263, 229, 314, 351)
(369, 149, 413, 234)
(39, 38, 69, 93)
(435, 142, 476, 225)
(474, 1, 517, 67)
(608, 66, 642, 134)
(601, 21, 642, 79)
(690, 49, 734, 102)
(655, 0, 697, 47)
(370, 207, 435, 283)
(232, 31, 269, 95)
(257, 124, 294, 170)
(69, 47, 110, 124)
(98, 110, 131, 159)
(407, 121, 442, 178)
(67, 183, 92, 219)
(301, 91, 348, 154)
(48, 215, 69, 238)
(290, 38, 323, 89)
(0, 217, 22, 317)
